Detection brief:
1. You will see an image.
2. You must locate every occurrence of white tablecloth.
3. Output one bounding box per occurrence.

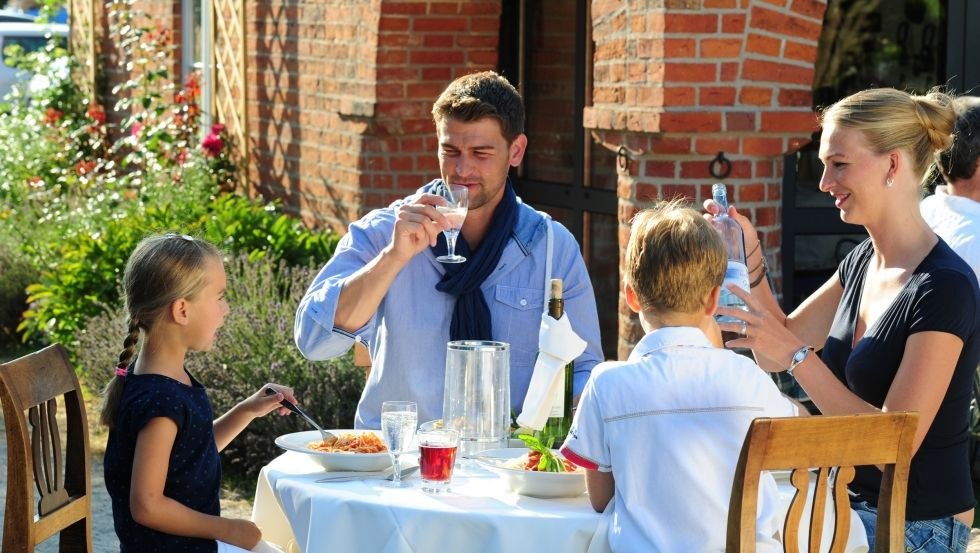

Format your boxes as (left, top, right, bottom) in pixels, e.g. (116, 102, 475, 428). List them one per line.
(252, 453, 867, 553)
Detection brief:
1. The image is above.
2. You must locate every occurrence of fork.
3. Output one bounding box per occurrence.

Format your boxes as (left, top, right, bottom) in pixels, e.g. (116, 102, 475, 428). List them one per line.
(264, 387, 336, 442)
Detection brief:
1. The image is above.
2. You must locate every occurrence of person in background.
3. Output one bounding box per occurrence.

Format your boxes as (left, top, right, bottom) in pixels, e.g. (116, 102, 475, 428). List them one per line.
(560, 201, 799, 552)
(294, 71, 603, 428)
(101, 233, 293, 553)
(921, 95, 980, 279)
(710, 88, 976, 552)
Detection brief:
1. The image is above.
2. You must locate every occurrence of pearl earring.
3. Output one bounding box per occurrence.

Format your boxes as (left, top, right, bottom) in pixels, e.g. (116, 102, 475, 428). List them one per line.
(886, 177, 894, 187)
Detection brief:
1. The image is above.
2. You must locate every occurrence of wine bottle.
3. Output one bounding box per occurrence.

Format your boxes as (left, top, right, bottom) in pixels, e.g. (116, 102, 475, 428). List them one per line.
(537, 278, 574, 447)
(710, 183, 750, 323)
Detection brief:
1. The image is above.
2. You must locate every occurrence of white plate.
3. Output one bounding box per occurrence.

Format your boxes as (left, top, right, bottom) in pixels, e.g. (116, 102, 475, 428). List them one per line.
(475, 447, 586, 499)
(275, 430, 392, 472)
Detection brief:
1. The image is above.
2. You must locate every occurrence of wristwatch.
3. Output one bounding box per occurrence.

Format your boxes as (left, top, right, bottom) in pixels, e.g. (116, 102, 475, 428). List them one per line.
(786, 345, 814, 377)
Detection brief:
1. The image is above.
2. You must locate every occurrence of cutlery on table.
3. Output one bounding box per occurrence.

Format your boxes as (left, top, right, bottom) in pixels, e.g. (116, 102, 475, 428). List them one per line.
(316, 466, 420, 483)
(264, 387, 336, 442)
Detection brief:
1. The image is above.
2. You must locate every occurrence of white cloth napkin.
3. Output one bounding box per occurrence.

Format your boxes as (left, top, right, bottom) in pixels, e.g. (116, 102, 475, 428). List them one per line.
(517, 312, 587, 430)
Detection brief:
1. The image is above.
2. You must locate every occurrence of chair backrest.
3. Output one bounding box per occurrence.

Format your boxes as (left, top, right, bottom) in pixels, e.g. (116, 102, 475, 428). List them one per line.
(726, 412, 918, 553)
(0, 344, 92, 553)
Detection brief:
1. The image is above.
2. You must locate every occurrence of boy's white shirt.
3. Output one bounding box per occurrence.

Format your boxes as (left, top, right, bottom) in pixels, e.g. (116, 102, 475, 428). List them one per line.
(561, 326, 797, 553)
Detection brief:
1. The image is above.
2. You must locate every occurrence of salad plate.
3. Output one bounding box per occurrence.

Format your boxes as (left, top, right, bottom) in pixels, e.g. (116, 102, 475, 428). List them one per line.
(275, 429, 392, 472)
(475, 447, 586, 499)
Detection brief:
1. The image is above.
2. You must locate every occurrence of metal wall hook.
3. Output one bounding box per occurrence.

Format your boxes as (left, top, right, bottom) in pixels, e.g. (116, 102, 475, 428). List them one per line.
(709, 151, 732, 179)
(617, 145, 630, 171)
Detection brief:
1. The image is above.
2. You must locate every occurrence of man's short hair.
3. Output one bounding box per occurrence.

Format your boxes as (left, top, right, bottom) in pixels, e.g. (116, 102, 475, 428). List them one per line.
(431, 71, 525, 143)
(625, 200, 727, 314)
(939, 96, 980, 182)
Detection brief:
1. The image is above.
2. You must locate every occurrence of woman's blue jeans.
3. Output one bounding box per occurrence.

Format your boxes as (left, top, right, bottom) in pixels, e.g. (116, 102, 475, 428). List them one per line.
(850, 499, 970, 552)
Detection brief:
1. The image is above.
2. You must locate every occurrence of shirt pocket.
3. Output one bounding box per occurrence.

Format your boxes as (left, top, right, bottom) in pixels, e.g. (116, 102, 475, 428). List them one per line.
(492, 285, 545, 367)
(494, 285, 545, 312)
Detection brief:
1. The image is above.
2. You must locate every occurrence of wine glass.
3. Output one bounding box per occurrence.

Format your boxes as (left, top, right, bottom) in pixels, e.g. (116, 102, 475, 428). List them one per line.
(380, 401, 418, 488)
(434, 184, 469, 263)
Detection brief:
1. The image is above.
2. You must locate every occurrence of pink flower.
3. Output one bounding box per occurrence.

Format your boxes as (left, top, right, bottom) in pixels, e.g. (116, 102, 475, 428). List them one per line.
(210, 123, 225, 135)
(130, 122, 143, 137)
(201, 132, 223, 157)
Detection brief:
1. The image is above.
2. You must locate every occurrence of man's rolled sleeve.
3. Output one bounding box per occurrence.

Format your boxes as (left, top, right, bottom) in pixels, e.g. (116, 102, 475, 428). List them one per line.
(294, 211, 390, 360)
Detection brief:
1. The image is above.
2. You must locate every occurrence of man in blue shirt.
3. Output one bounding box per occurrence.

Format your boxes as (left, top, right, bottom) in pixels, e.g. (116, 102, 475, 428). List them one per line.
(294, 71, 603, 428)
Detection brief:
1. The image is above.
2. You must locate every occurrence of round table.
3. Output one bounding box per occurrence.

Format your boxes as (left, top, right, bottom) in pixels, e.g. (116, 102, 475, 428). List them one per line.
(251, 452, 609, 553)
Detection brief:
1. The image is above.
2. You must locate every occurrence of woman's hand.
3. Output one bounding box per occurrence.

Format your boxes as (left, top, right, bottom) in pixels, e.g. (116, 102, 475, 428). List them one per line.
(715, 284, 807, 372)
(702, 199, 760, 248)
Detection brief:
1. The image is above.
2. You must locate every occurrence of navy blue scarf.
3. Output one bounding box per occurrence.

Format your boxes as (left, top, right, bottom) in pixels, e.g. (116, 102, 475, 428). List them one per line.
(431, 180, 519, 341)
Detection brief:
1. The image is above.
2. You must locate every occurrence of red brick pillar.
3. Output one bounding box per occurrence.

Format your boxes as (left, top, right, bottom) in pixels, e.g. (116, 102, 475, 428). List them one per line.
(586, 0, 827, 358)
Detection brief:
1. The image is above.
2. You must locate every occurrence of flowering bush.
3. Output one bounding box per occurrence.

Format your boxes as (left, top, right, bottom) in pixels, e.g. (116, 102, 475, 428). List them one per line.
(0, 1, 338, 350)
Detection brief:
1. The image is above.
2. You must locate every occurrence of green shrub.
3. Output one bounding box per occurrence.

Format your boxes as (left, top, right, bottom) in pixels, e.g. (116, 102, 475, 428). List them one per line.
(0, 236, 38, 345)
(75, 254, 363, 493)
(18, 168, 338, 346)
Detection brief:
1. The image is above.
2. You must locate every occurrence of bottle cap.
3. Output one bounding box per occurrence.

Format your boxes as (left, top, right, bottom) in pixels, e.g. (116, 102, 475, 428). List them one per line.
(550, 278, 563, 300)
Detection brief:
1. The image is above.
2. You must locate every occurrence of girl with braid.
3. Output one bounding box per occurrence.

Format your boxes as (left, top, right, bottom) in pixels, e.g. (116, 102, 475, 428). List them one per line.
(101, 233, 294, 553)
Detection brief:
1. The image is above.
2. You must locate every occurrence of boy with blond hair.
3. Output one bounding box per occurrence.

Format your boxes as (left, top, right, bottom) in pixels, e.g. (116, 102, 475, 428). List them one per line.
(560, 201, 798, 552)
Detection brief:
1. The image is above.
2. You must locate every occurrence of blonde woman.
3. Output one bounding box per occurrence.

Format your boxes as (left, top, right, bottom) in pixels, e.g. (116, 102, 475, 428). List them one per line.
(709, 88, 975, 552)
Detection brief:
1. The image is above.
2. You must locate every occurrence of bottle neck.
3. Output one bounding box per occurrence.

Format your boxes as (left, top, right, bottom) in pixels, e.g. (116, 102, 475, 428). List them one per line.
(713, 194, 729, 213)
(549, 298, 564, 320)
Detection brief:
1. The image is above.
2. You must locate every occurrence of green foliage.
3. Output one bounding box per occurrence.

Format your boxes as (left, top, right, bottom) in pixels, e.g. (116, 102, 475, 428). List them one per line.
(0, 235, 38, 343)
(17, 170, 337, 346)
(0, 1, 337, 349)
(75, 255, 364, 492)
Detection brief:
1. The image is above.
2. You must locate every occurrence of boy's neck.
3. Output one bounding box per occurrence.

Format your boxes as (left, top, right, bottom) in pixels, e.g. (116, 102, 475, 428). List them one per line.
(639, 310, 717, 343)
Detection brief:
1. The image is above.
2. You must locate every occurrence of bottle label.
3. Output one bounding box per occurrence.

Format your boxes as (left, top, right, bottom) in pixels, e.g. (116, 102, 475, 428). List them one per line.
(548, 367, 565, 416)
(724, 260, 750, 292)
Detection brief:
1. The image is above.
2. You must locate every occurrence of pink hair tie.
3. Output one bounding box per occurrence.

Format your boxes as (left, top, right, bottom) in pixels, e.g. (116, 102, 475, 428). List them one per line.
(115, 365, 128, 377)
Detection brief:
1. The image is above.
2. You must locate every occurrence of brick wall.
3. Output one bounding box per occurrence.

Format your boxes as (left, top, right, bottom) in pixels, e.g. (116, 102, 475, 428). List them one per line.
(249, 0, 381, 229)
(356, 0, 501, 226)
(586, 0, 827, 357)
(247, 0, 502, 231)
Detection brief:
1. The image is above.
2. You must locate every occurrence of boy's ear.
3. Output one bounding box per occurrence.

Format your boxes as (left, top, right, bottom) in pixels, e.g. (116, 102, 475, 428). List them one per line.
(704, 285, 722, 316)
(170, 298, 190, 325)
(624, 281, 642, 314)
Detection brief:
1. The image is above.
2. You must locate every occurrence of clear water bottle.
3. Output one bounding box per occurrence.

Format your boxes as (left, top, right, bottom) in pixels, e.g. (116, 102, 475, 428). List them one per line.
(710, 183, 749, 323)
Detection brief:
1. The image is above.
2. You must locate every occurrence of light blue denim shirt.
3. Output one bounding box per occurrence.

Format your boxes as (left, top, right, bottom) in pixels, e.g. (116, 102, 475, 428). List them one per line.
(295, 185, 604, 428)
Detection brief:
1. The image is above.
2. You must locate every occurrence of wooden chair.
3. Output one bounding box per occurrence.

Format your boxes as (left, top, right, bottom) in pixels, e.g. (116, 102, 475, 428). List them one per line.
(726, 412, 918, 553)
(0, 344, 92, 553)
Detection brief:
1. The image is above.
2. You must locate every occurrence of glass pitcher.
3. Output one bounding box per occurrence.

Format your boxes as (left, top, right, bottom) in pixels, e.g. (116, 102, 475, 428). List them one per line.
(441, 340, 510, 457)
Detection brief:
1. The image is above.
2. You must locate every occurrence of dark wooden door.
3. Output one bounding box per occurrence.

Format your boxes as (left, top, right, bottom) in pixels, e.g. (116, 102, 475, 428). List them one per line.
(499, 0, 619, 358)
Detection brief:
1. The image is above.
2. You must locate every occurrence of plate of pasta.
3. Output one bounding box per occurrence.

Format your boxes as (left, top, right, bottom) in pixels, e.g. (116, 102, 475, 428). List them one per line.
(475, 448, 586, 498)
(275, 430, 392, 472)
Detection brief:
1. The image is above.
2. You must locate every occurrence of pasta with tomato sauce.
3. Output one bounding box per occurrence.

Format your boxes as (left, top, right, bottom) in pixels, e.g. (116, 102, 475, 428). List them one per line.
(307, 432, 388, 454)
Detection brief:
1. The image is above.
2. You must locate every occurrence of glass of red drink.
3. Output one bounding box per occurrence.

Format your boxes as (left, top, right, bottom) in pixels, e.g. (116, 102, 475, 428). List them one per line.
(417, 427, 459, 493)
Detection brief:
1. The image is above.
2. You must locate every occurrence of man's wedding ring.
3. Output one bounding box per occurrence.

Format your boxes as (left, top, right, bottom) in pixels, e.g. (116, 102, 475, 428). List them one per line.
(740, 321, 747, 336)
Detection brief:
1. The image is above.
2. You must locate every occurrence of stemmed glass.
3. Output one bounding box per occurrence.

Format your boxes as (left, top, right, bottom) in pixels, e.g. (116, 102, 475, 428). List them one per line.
(434, 184, 469, 263)
(380, 401, 418, 488)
